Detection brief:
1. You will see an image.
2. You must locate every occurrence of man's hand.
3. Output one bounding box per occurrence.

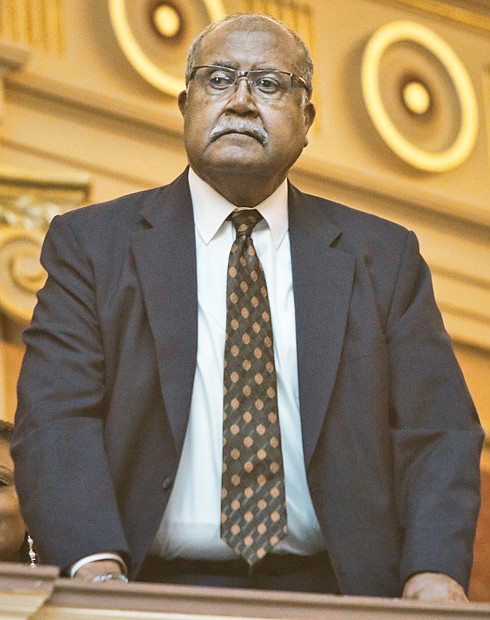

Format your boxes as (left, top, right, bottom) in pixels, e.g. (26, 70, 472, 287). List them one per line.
(73, 559, 124, 581)
(402, 572, 468, 602)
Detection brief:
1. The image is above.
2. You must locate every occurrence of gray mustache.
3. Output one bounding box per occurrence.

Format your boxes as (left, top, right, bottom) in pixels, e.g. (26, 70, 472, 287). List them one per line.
(209, 120, 269, 145)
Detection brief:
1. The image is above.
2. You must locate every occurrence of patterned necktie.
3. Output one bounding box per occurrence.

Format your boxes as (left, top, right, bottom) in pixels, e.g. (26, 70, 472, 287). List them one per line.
(221, 209, 288, 566)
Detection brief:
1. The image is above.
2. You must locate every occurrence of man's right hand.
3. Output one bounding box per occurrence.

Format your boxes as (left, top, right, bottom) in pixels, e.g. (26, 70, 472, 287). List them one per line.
(73, 559, 124, 581)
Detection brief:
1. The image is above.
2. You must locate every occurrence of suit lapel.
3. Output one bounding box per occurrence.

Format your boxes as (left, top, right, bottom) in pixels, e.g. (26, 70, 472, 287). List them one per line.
(288, 185, 355, 468)
(129, 173, 354, 465)
(131, 171, 197, 455)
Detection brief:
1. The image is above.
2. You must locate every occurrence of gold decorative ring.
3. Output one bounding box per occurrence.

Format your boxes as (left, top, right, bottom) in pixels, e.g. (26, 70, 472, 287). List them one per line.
(361, 21, 479, 172)
(108, 0, 226, 97)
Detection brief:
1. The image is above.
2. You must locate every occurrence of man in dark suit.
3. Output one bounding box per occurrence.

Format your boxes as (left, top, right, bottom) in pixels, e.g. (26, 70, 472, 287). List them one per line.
(12, 13, 483, 600)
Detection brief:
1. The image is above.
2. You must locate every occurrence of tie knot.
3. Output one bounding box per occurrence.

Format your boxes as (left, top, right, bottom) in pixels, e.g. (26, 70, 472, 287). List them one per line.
(230, 209, 263, 238)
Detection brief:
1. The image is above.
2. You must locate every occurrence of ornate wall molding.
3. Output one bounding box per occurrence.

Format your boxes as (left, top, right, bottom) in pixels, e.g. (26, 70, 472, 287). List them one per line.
(0, 165, 90, 323)
(0, 0, 65, 56)
(0, 224, 47, 323)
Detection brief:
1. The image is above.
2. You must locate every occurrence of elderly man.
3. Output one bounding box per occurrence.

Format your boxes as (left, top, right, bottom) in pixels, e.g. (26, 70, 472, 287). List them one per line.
(13, 13, 482, 600)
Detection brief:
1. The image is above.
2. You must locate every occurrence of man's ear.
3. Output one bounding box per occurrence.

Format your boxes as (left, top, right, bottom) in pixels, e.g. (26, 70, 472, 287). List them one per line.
(178, 90, 188, 116)
(304, 101, 316, 132)
(303, 101, 316, 146)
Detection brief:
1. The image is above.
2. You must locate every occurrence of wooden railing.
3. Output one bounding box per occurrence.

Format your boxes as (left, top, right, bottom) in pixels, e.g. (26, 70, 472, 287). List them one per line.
(1, 563, 490, 620)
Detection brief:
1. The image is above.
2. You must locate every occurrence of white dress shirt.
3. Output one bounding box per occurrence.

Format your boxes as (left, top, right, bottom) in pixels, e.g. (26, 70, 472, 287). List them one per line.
(150, 168, 325, 559)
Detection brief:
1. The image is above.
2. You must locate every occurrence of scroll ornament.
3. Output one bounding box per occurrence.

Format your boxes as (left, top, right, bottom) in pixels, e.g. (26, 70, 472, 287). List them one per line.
(0, 196, 62, 323)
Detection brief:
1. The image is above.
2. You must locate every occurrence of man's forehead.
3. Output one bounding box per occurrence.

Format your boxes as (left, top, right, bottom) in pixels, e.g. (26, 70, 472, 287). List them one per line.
(199, 22, 294, 50)
(195, 24, 300, 66)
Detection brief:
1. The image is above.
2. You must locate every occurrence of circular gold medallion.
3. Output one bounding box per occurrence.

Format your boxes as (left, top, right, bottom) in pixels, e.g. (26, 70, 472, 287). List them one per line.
(108, 0, 226, 97)
(361, 21, 478, 172)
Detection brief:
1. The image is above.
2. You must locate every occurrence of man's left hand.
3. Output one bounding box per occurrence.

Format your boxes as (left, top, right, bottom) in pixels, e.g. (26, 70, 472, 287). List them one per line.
(402, 572, 468, 602)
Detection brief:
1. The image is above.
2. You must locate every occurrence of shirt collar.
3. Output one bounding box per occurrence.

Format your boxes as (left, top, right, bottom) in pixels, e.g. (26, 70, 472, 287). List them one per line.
(188, 167, 288, 249)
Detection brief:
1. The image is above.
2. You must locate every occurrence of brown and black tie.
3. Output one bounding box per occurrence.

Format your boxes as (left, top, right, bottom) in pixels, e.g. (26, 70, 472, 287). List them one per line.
(221, 209, 288, 566)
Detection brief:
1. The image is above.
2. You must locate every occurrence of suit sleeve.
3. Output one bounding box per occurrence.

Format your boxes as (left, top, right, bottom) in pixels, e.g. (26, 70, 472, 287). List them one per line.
(387, 230, 483, 591)
(12, 214, 131, 572)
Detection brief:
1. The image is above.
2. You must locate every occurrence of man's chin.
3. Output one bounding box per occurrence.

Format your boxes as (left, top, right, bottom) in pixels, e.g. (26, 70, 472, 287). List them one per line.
(203, 158, 266, 175)
(200, 145, 267, 171)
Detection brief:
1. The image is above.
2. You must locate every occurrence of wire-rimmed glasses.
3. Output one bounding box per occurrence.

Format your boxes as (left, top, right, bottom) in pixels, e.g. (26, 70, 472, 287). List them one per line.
(188, 65, 309, 101)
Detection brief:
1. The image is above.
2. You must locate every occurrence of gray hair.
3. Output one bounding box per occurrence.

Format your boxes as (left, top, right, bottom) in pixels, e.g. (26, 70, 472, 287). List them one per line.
(185, 13, 314, 100)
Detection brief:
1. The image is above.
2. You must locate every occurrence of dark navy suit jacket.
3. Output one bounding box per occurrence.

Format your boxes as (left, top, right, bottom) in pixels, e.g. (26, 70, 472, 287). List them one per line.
(13, 169, 483, 595)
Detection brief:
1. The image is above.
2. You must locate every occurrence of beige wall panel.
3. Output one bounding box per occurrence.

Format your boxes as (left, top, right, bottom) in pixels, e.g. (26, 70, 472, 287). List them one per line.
(0, 143, 141, 204)
(1, 86, 188, 202)
(305, 0, 490, 214)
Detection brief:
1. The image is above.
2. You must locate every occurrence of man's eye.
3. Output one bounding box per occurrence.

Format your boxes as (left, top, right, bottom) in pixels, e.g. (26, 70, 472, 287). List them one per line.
(208, 73, 233, 89)
(0, 473, 14, 487)
(255, 77, 281, 93)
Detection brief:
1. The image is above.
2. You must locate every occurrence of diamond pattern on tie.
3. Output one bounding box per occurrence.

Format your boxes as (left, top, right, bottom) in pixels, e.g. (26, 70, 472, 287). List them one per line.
(221, 209, 288, 566)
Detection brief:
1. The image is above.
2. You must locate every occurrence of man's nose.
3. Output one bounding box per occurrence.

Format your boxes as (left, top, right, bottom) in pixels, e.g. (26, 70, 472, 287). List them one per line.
(225, 77, 258, 112)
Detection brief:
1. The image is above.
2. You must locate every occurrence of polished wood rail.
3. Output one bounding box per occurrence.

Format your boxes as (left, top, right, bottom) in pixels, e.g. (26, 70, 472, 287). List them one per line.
(1, 563, 490, 620)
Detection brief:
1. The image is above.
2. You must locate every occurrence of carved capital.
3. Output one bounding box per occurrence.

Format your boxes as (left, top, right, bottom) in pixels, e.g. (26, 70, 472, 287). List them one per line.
(0, 167, 90, 324)
(0, 226, 46, 323)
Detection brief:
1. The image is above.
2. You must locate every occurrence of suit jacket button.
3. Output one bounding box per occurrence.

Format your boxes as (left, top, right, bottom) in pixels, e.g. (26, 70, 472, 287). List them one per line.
(162, 477, 173, 491)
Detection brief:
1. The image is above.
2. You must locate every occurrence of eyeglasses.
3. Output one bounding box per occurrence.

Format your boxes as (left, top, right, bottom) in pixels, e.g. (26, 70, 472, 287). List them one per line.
(188, 65, 309, 101)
